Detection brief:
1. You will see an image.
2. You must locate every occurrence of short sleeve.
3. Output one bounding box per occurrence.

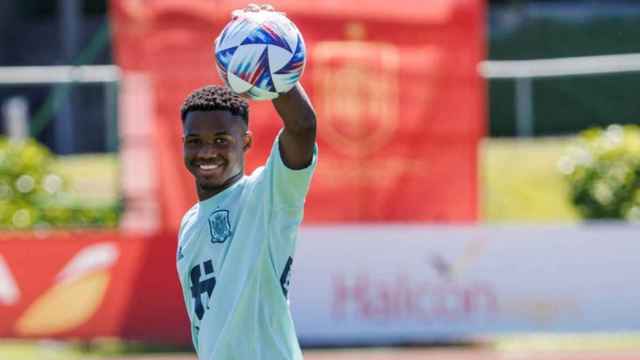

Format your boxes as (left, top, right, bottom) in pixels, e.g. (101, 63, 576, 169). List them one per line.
(263, 130, 318, 211)
(258, 131, 317, 292)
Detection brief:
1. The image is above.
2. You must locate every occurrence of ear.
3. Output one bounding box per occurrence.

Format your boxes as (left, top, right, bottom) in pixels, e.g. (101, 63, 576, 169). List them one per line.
(243, 131, 253, 152)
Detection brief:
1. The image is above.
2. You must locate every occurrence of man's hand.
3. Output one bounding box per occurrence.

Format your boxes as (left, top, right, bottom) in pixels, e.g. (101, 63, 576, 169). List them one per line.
(232, 3, 276, 19)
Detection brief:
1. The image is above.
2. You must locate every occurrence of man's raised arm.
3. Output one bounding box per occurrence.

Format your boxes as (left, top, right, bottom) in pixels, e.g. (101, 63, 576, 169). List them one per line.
(272, 83, 317, 169)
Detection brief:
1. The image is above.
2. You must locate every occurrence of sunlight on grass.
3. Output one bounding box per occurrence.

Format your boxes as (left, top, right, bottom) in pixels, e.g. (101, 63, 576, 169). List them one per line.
(0, 340, 85, 360)
(0, 339, 193, 359)
(50, 153, 120, 208)
(480, 136, 580, 223)
(494, 332, 640, 352)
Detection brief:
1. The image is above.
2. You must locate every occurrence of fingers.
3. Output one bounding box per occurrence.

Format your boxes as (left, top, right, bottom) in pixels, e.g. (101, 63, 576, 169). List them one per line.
(245, 3, 275, 12)
(232, 3, 276, 19)
(246, 3, 261, 12)
(231, 9, 243, 19)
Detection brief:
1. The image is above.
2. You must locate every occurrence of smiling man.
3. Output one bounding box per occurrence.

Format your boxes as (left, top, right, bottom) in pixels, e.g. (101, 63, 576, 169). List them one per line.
(176, 77, 316, 359)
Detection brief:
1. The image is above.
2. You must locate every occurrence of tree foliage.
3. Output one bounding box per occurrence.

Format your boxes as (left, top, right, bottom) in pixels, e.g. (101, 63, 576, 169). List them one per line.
(0, 137, 119, 229)
(560, 125, 640, 220)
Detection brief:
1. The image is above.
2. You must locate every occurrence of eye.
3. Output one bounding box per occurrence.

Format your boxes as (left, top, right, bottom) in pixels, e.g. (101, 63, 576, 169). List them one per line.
(214, 138, 229, 145)
(186, 138, 201, 145)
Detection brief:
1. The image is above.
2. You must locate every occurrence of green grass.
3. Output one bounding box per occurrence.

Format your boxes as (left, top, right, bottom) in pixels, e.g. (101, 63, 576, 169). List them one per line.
(50, 153, 120, 208)
(0, 339, 193, 360)
(0, 340, 86, 360)
(480, 136, 580, 223)
(50, 137, 582, 223)
(4, 333, 640, 359)
(493, 332, 640, 352)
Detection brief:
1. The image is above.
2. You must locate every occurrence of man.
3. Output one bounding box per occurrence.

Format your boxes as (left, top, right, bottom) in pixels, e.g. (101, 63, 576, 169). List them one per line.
(175, 10, 316, 360)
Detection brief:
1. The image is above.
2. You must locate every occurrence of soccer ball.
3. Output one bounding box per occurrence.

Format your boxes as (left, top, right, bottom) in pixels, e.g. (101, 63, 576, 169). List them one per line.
(214, 11, 306, 100)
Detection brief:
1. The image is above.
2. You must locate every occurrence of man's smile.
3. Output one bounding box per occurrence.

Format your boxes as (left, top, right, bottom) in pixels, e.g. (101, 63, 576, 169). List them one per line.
(199, 164, 221, 170)
(194, 160, 226, 176)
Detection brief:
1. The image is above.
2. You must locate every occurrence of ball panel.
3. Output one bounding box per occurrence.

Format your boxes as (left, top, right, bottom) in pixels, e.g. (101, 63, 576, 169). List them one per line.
(228, 44, 276, 93)
(268, 17, 300, 52)
(227, 44, 267, 82)
(216, 63, 229, 85)
(272, 34, 304, 93)
(216, 18, 259, 52)
(215, 46, 237, 72)
(227, 72, 254, 93)
(240, 24, 292, 52)
(250, 47, 276, 92)
(271, 73, 301, 93)
(273, 34, 305, 75)
(266, 45, 294, 73)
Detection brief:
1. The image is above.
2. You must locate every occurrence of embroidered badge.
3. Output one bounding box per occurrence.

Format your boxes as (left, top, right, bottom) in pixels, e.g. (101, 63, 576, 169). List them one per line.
(208, 210, 232, 243)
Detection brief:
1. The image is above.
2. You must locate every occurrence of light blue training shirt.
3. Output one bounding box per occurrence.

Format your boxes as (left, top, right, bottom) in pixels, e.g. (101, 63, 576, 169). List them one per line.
(177, 133, 317, 360)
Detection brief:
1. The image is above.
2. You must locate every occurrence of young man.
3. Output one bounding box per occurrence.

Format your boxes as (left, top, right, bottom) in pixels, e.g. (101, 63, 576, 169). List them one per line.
(176, 57, 316, 360)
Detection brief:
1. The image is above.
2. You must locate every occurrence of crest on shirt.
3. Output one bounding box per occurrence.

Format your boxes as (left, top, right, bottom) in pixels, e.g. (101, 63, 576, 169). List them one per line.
(208, 209, 232, 243)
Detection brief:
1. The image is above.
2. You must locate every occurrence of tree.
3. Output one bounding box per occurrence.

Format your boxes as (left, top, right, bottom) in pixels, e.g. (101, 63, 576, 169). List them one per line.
(559, 125, 640, 221)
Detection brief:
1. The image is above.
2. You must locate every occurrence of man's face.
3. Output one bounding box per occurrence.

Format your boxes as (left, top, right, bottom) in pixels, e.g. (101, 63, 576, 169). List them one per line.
(183, 110, 251, 193)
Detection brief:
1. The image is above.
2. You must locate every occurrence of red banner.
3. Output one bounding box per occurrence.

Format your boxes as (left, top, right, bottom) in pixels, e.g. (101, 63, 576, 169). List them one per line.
(110, 0, 486, 230)
(0, 231, 146, 339)
(0, 0, 485, 345)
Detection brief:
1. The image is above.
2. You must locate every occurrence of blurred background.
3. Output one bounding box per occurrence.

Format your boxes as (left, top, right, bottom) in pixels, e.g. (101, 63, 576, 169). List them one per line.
(1, 0, 639, 359)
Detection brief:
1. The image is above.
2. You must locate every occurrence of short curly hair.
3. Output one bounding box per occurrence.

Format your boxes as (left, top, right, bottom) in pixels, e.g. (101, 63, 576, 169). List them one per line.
(180, 85, 249, 126)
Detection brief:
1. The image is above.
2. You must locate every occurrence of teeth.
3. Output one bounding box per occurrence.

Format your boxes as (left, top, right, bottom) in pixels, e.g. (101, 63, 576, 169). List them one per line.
(200, 164, 220, 170)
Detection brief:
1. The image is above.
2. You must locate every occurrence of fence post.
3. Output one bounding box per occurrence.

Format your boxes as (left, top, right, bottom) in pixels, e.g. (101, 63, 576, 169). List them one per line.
(515, 77, 534, 137)
(2, 97, 29, 141)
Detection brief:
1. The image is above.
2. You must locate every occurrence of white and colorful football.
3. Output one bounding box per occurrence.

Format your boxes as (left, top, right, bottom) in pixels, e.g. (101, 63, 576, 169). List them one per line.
(214, 10, 306, 100)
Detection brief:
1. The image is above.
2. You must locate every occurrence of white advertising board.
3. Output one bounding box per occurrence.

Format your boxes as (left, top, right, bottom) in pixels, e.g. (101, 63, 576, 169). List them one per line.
(291, 224, 640, 345)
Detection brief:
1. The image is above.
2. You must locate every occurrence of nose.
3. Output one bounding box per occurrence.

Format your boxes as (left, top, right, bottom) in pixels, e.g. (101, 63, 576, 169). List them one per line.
(197, 142, 219, 159)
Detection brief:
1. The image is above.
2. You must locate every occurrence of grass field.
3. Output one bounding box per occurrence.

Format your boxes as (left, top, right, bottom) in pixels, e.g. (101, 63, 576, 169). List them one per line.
(3, 333, 640, 360)
(52, 136, 581, 223)
(50, 153, 120, 208)
(480, 136, 580, 223)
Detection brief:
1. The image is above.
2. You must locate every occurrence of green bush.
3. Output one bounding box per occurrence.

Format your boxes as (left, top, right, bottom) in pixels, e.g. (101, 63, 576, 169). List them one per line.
(0, 137, 120, 229)
(559, 125, 640, 221)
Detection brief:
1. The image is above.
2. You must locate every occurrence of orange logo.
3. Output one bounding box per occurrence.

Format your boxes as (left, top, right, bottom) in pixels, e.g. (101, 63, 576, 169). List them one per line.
(14, 243, 119, 335)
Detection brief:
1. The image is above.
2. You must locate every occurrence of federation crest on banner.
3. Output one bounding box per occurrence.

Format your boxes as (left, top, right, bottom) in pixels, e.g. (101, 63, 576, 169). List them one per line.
(312, 34, 399, 157)
(208, 210, 232, 243)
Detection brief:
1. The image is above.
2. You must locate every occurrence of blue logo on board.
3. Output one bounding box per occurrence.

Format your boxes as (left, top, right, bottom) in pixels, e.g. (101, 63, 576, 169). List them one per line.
(208, 209, 232, 243)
